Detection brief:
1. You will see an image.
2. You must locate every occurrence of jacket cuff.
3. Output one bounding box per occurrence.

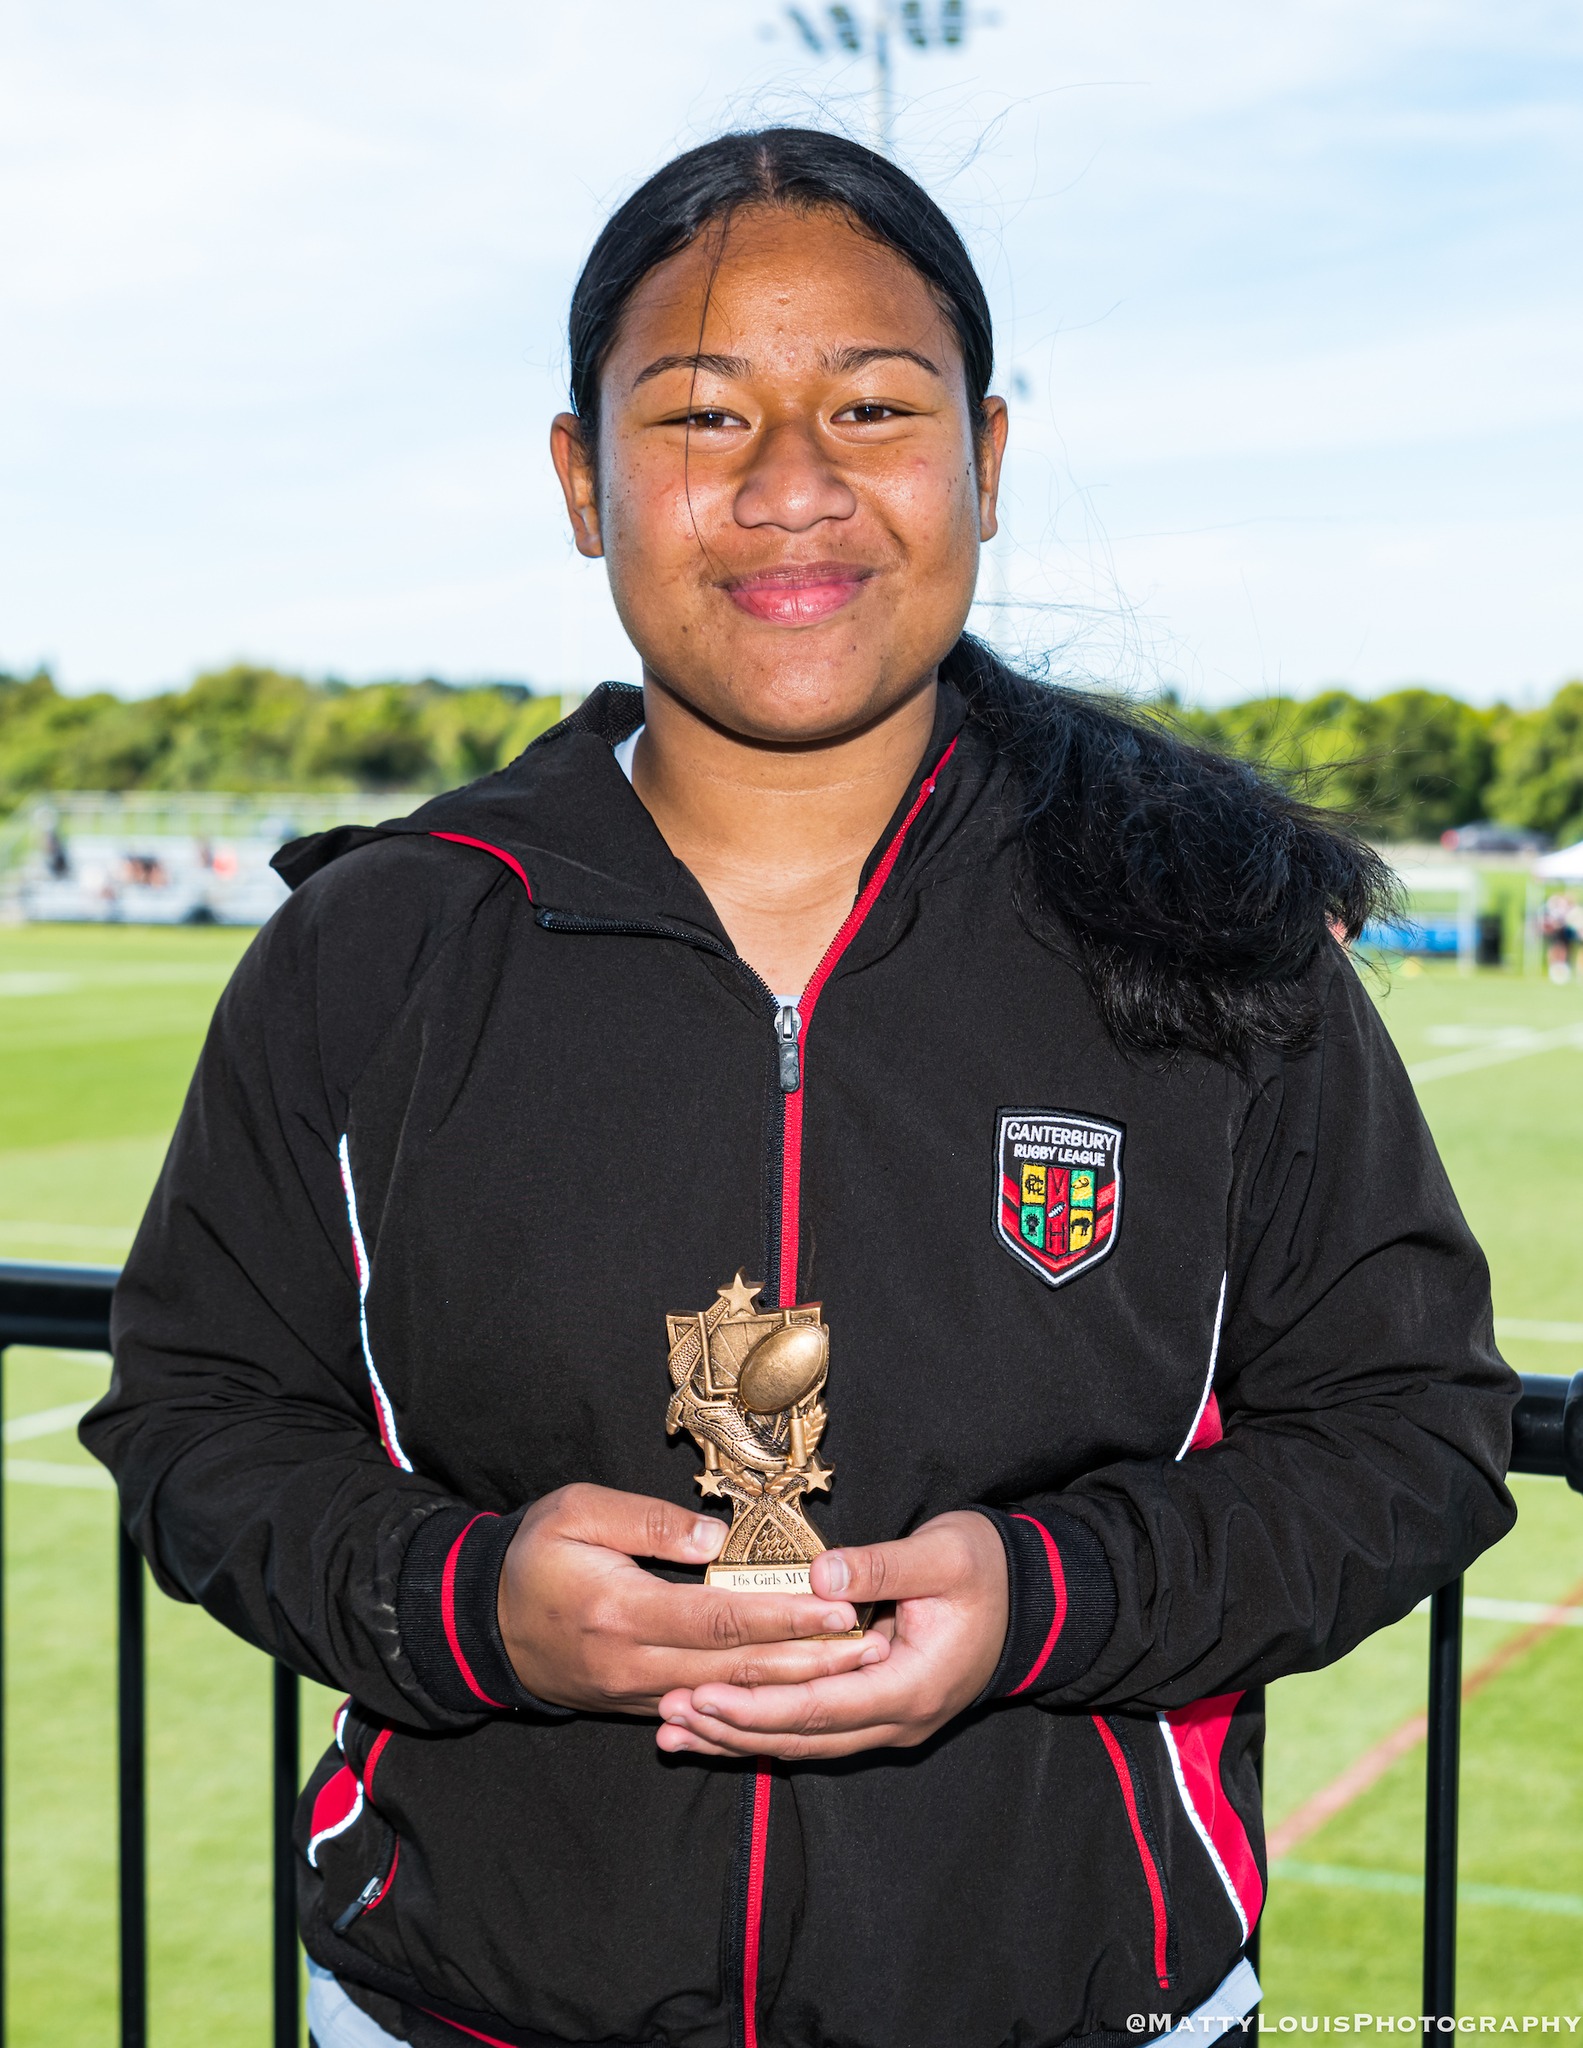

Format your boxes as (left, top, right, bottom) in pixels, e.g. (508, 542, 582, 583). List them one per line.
(397, 1504, 571, 1718)
(973, 1506, 1118, 1700)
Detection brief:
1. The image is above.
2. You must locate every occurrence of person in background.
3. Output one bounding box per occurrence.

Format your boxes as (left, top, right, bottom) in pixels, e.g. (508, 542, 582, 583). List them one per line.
(1542, 890, 1579, 982)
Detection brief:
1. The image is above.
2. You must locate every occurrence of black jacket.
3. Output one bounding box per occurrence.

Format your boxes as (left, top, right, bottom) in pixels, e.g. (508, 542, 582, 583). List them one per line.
(85, 683, 1517, 2048)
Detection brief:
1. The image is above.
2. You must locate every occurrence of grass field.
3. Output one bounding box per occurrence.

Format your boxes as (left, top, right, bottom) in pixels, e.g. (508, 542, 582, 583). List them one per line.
(2, 923, 1581, 2039)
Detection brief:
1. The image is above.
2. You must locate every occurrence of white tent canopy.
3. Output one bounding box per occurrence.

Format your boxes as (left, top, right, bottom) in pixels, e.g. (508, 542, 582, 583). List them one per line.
(1534, 841, 1583, 880)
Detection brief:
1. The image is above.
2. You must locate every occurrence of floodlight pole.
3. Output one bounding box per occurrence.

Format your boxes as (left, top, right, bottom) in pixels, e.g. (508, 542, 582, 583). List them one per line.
(870, 0, 895, 152)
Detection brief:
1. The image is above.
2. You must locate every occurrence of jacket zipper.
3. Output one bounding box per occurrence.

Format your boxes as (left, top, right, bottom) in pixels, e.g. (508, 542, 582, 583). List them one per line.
(739, 737, 958, 2048)
(539, 735, 958, 2048)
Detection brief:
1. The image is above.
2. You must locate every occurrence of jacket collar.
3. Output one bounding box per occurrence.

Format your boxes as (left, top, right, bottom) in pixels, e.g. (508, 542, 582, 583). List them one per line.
(274, 679, 1007, 951)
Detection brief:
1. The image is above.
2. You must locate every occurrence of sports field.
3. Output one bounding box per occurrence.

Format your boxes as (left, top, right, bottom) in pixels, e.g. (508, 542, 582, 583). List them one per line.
(2, 923, 1580, 2039)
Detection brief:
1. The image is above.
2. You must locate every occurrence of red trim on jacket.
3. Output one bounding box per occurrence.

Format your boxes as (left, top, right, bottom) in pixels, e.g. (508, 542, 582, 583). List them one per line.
(1092, 1717, 1171, 1991)
(441, 1514, 509, 1709)
(363, 1725, 393, 1793)
(1188, 1390, 1223, 1450)
(1006, 1513, 1070, 1694)
(776, 736, 957, 1304)
(429, 832, 534, 902)
(424, 2013, 521, 2048)
(1160, 1692, 1263, 1937)
(741, 1767, 774, 2048)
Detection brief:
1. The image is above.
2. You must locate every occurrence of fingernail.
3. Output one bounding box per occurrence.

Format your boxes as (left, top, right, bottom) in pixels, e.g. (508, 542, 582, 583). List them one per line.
(859, 1641, 884, 1664)
(692, 1519, 723, 1554)
(667, 1712, 690, 1725)
(668, 1736, 695, 1752)
(822, 1610, 850, 1633)
(821, 1553, 849, 1594)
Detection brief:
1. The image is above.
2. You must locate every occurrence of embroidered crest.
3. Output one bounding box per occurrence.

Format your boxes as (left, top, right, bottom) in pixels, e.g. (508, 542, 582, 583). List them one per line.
(995, 1108, 1123, 1287)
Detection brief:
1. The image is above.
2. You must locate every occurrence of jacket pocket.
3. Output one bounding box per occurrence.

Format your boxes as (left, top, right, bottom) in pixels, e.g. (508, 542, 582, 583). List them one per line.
(1155, 1692, 1265, 1948)
(301, 1704, 403, 1935)
(1092, 1714, 1176, 1996)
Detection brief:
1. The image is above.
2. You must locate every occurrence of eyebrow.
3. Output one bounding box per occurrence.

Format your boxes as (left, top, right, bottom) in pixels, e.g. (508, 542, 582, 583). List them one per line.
(630, 343, 943, 390)
(631, 351, 749, 390)
(822, 344, 942, 378)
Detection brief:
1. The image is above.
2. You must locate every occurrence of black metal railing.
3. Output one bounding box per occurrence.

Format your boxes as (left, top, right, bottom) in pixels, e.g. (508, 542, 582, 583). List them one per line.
(1, 1261, 1580, 2040)
(0, 1263, 299, 2048)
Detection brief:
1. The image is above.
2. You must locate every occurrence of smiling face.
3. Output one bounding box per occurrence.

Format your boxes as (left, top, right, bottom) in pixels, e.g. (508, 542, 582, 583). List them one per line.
(551, 205, 1006, 746)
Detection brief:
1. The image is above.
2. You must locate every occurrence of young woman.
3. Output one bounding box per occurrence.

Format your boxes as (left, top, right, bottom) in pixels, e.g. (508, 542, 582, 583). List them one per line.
(87, 129, 1516, 2048)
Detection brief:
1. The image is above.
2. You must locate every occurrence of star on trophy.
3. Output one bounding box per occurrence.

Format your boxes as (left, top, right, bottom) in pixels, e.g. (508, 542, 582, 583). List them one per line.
(665, 1271, 835, 1596)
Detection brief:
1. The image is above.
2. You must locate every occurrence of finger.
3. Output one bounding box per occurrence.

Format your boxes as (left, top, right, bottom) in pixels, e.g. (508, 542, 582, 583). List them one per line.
(656, 1719, 904, 1761)
(595, 1628, 881, 1722)
(628, 1579, 857, 1650)
(810, 1522, 965, 1606)
(639, 1629, 881, 1696)
(656, 1708, 908, 1762)
(554, 1484, 727, 1567)
(670, 1654, 913, 1742)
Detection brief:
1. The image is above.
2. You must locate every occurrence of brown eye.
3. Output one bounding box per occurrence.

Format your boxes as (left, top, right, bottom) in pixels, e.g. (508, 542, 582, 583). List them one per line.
(836, 402, 901, 425)
(685, 409, 738, 431)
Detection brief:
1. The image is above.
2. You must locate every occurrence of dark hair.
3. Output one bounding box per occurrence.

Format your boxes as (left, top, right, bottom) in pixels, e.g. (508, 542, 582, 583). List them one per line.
(567, 129, 1393, 1065)
(569, 127, 992, 450)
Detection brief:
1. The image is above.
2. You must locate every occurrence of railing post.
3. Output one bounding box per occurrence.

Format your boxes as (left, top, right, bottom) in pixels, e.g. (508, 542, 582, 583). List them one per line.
(1248, 1692, 1264, 1986)
(117, 1525, 147, 2048)
(273, 1661, 300, 2048)
(1423, 1575, 1464, 2021)
(1, 1343, 7, 2048)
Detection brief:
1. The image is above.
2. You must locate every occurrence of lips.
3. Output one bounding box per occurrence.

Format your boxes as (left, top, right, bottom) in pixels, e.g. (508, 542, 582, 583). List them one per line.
(725, 564, 871, 626)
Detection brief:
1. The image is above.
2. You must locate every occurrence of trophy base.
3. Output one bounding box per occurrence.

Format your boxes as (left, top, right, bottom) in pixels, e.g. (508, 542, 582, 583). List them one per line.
(705, 1562, 869, 1634)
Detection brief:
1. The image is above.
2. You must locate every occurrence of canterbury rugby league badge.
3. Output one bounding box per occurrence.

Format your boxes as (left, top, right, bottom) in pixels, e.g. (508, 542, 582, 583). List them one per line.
(995, 1108, 1124, 1286)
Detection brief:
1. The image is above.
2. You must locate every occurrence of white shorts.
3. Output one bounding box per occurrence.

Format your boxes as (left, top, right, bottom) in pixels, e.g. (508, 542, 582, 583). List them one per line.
(306, 1960, 406, 2048)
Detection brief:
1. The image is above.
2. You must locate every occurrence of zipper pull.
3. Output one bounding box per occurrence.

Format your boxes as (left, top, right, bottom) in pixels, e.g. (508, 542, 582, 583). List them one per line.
(775, 1003, 802, 1092)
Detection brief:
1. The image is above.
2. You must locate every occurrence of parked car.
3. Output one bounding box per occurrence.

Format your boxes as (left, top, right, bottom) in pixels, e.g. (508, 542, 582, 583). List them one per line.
(1439, 823, 1552, 855)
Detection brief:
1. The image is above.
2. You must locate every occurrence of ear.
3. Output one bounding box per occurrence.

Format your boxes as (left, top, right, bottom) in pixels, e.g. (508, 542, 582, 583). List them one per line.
(550, 413, 604, 558)
(974, 396, 1009, 543)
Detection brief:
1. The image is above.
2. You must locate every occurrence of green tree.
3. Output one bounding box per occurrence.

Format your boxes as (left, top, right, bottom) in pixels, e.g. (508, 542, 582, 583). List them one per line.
(1486, 682, 1583, 843)
(0, 667, 571, 814)
(1178, 686, 1496, 840)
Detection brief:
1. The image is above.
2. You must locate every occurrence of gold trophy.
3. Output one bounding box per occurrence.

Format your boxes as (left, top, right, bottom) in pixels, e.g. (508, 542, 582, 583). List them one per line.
(665, 1271, 836, 1596)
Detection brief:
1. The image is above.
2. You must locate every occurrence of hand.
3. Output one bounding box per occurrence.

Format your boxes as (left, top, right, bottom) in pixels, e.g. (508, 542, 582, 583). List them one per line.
(497, 1483, 876, 1713)
(655, 1510, 1008, 1761)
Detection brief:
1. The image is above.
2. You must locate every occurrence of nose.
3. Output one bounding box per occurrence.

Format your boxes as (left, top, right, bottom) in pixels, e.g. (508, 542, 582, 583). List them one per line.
(732, 419, 857, 532)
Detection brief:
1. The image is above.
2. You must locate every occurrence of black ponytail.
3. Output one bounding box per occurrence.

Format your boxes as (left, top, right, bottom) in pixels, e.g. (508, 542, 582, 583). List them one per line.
(942, 636, 1396, 1065)
(567, 130, 1395, 1066)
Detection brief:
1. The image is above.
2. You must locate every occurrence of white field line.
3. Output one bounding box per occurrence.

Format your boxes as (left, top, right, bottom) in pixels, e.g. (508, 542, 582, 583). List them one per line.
(4, 1398, 93, 1443)
(1496, 1318, 1583, 1343)
(1272, 1860, 1583, 1917)
(0, 965, 230, 999)
(1411, 1594, 1583, 1628)
(0, 1220, 134, 1247)
(1405, 1021, 1583, 1084)
(5, 1458, 112, 1490)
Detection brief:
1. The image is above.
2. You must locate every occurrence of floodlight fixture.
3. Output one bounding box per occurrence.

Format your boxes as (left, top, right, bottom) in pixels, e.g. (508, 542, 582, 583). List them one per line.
(787, 6, 825, 51)
(775, 3, 994, 151)
(828, 4, 863, 52)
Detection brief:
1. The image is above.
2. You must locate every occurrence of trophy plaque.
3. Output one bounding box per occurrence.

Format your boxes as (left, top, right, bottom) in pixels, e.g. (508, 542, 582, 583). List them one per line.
(665, 1271, 837, 1597)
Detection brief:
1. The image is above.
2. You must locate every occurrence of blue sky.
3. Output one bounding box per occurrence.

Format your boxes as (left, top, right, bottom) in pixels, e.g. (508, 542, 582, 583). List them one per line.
(2, 0, 1578, 705)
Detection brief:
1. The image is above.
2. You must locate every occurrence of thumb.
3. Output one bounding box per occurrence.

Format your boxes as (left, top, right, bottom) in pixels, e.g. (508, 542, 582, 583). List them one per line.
(811, 1526, 956, 1605)
(560, 1485, 726, 1566)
